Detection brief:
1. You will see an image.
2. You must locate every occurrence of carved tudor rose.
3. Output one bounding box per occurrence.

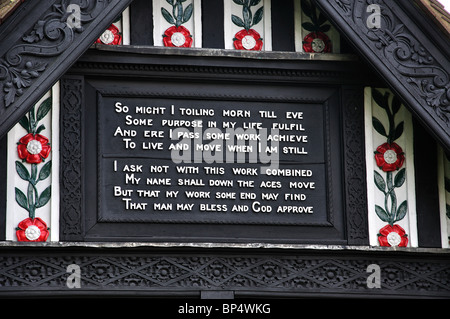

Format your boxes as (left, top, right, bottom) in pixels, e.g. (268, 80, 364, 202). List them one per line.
(378, 224, 408, 247)
(96, 24, 122, 45)
(17, 133, 51, 164)
(16, 217, 49, 242)
(233, 29, 263, 51)
(303, 32, 331, 53)
(163, 26, 193, 47)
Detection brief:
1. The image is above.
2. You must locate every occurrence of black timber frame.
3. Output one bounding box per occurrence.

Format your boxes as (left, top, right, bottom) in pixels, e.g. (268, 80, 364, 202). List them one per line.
(0, 0, 449, 299)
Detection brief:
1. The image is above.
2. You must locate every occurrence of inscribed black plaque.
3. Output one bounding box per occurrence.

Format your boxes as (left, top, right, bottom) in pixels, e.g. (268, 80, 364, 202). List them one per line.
(61, 67, 358, 243)
(99, 97, 328, 226)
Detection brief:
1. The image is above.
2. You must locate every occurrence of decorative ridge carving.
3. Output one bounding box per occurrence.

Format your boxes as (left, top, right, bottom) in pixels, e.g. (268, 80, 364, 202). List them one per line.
(1, 1, 101, 108)
(0, 0, 132, 138)
(316, 0, 450, 149)
(0, 247, 448, 297)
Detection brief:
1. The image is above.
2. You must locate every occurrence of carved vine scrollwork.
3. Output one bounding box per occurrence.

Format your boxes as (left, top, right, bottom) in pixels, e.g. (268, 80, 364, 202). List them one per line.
(329, 0, 449, 125)
(0, 0, 110, 108)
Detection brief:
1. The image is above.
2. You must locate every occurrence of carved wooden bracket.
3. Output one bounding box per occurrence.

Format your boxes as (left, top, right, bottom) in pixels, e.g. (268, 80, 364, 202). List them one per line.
(0, 0, 132, 138)
(314, 0, 450, 150)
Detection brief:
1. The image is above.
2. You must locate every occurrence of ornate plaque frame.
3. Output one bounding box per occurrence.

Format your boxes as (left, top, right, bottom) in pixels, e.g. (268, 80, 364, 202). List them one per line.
(60, 48, 370, 245)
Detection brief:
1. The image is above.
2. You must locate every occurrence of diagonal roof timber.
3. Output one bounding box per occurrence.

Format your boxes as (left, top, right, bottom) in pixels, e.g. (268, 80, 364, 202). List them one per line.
(314, 0, 450, 150)
(0, 0, 133, 138)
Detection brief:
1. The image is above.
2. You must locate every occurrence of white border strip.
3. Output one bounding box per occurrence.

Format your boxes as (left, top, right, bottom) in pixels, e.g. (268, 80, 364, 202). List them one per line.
(364, 87, 377, 246)
(50, 83, 60, 242)
(122, 7, 131, 45)
(404, 109, 418, 247)
(438, 146, 449, 248)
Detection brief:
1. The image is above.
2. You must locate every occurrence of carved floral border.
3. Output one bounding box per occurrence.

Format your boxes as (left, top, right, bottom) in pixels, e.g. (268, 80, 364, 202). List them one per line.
(14, 96, 52, 242)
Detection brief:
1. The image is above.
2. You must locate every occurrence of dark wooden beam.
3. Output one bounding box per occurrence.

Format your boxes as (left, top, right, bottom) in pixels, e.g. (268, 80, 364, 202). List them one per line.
(0, 0, 133, 138)
(314, 0, 450, 151)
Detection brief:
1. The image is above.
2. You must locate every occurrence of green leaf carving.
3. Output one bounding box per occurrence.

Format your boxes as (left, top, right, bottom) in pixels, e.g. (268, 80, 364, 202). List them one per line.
(232, 14, 245, 28)
(250, 0, 262, 6)
(253, 6, 264, 26)
(15, 188, 29, 212)
(36, 97, 51, 122)
(392, 121, 404, 141)
(394, 168, 406, 188)
(302, 22, 316, 32)
(19, 115, 29, 133)
(375, 205, 390, 222)
(161, 7, 175, 25)
(301, 0, 330, 32)
(36, 185, 51, 208)
(183, 3, 193, 23)
(38, 161, 52, 182)
(372, 89, 388, 110)
(391, 95, 402, 115)
(396, 200, 408, 222)
(15, 161, 30, 182)
(374, 170, 386, 193)
(372, 117, 387, 137)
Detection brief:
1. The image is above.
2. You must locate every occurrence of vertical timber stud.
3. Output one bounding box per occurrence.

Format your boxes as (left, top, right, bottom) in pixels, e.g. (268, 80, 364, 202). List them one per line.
(202, 0, 224, 48)
(0, 135, 6, 240)
(271, 0, 295, 52)
(60, 76, 85, 241)
(413, 119, 442, 248)
(342, 86, 369, 245)
(130, 0, 154, 45)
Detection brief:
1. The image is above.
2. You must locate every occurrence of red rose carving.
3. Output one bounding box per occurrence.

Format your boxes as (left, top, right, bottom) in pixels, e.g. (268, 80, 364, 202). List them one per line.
(163, 26, 193, 47)
(303, 32, 332, 53)
(17, 133, 51, 164)
(16, 217, 49, 242)
(233, 29, 263, 51)
(374, 142, 405, 172)
(378, 224, 408, 247)
(96, 24, 122, 45)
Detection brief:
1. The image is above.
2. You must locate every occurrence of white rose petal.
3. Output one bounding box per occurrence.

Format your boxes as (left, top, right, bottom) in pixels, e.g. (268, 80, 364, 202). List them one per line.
(171, 32, 186, 47)
(387, 231, 402, 247)
(27, 140, 42, 155)
(311, 38, 325, 53)
(25, 225, 41, 241)
(383, 149, 398, 164)
(242, 35, 257, 50)
(100, 30, 115, 44)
